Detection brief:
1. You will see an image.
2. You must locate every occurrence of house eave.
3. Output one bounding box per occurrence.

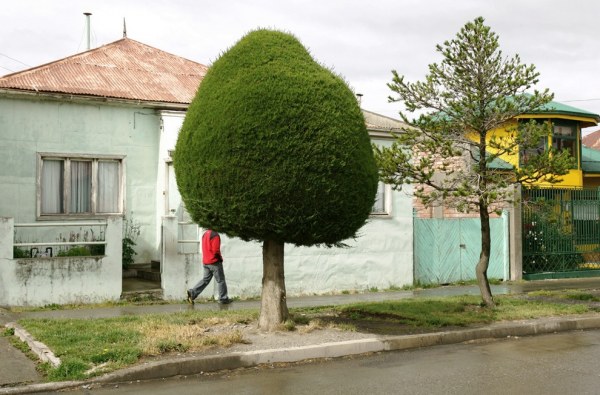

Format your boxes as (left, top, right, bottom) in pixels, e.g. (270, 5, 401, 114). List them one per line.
(0, 88, 191, 111)
(368, 128, 404, 140)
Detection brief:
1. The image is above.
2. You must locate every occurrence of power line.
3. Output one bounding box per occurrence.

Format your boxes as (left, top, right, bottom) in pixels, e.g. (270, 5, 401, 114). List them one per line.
(0, 53, 30, 68)
(0, 64, 15, 73)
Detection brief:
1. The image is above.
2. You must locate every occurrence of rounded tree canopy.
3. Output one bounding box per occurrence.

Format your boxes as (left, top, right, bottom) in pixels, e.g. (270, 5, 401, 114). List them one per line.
(174, 29, 378, 246)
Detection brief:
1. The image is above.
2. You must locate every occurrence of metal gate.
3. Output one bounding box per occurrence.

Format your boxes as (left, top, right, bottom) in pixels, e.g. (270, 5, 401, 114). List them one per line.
(414, 214, 509, 285)
(522, 187, 600, 276)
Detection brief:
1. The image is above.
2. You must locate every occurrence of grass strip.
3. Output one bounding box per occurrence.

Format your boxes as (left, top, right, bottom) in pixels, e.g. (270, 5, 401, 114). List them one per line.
(14, 294, 595, 382)
(18, 309, 258, 381)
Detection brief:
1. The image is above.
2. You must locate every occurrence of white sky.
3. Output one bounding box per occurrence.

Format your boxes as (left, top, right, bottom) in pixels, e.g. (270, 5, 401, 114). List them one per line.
(2, 0, 600, 126)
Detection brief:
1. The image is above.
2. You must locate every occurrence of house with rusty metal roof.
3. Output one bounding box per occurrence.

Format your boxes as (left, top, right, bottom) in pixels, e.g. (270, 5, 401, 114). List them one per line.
(0, 37, 414, 306)
(0, 38, 209, 305)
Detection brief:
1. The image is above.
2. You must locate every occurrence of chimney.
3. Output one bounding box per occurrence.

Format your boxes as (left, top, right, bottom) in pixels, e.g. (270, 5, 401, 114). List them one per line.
(84, 12, 92, 50)
(356, 93, 363, 106)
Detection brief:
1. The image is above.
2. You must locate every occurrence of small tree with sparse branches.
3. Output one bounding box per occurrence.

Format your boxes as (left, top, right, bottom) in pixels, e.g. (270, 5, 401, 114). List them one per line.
(374, 17, 575, 307)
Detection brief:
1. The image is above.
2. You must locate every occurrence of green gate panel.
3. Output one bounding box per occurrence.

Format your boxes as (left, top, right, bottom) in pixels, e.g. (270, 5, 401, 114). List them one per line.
(414, 219, 461, 284)
(414, 215, 508, 285)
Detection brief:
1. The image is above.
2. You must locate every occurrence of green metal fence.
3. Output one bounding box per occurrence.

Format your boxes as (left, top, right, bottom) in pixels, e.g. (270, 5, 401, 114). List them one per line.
(522, 187, 600, 275)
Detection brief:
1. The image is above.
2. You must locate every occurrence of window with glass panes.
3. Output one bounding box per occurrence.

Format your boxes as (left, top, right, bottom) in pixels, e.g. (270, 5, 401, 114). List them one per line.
(552, 121, 577, 167)
(371, 181, 391, 215)
(38, 154, 124, 217)
(519, 119, 548, 165)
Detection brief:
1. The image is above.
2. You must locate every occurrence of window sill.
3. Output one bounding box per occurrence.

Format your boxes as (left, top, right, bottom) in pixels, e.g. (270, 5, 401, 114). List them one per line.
(369, 213, 392, 219)
(37, 214, 123, 221)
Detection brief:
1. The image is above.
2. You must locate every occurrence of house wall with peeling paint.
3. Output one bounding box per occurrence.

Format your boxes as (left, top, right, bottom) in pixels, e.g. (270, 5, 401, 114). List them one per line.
(0, 217, 122, 306)
(0, 95, 162, 263)
(159, 132, 414, 299)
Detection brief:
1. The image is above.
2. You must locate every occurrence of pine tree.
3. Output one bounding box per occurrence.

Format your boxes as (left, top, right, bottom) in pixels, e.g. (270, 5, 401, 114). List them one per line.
(374, 17, 574, 307)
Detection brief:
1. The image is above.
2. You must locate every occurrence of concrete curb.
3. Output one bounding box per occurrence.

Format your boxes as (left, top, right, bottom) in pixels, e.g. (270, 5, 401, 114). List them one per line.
(4, 323, 61, 367)
(2, 314, 598, 394)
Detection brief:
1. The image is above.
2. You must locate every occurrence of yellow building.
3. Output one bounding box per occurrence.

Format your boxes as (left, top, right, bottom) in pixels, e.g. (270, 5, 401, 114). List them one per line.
(493, 100, 599, 188)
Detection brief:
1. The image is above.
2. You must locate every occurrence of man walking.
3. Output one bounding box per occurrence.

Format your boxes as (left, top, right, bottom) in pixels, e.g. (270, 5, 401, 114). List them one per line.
(187, 229, 231, 304)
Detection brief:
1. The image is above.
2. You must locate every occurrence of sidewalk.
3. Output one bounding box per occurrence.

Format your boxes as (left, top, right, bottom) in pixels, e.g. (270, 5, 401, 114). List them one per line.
(1, 278, 599, 393)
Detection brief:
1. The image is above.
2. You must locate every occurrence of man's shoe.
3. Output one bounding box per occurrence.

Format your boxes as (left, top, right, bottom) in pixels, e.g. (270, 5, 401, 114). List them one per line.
(219, 298, 232, 305)
(186, 290, 194, 305)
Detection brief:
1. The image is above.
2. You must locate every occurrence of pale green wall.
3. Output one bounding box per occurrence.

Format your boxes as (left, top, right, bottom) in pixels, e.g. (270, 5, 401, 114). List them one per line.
(0, 95, 161, 263)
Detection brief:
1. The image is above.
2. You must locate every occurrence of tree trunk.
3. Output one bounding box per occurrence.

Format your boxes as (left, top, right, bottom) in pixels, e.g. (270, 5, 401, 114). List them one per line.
(258, 239, 289, 331)
(477, 206, 495, 307)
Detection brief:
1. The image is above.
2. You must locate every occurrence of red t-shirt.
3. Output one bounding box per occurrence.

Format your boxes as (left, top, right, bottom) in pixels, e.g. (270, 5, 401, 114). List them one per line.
(202, 230, 222, 264)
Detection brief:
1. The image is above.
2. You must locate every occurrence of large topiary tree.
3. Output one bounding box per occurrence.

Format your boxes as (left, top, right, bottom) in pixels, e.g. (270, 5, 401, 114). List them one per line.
(174, 29, 378, 330)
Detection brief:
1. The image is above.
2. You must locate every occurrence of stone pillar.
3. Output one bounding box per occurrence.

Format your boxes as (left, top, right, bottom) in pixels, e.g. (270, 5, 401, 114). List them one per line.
(103, 216, 123, 301)
(0, 217, 13, 259)
(509, 184, 523, 281)
(0, 218, 14, 305)
(161, 215, 195, 300)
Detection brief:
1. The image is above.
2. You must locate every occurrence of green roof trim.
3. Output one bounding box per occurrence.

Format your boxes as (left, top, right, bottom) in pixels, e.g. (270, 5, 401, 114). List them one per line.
(582, 146, 600, 173)
(488, 155, 513, 170)
(528, 100, 600, 122)
(472, 149, 514, 170)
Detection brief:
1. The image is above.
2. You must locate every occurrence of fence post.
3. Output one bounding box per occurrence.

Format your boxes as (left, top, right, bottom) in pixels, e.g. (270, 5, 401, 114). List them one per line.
(0, 217, 13, 259)
(509, 184, 523, 280)
(105, 216, 123, 299)
(161, 215, 182, 300)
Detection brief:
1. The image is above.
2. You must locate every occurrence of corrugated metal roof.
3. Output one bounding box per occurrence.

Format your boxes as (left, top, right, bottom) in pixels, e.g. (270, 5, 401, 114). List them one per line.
(362, 109, 407, 131)
(583, 129, 600, 150)
(0, 38, 207, 104)
(582, 145, 600, 173)
(534, 100, 600, 122)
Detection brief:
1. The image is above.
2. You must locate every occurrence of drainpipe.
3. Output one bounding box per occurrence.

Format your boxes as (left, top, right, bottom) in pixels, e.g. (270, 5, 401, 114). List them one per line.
(84, 12, 92, 50)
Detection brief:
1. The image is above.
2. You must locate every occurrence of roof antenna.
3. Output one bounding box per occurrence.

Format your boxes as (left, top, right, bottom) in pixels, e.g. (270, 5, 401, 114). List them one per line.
(84, 12, 92, 50)
(123, 18, 127, 38)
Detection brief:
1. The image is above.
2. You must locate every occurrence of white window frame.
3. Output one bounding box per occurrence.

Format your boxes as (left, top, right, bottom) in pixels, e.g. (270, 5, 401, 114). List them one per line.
(37, 153, 126, 219)
(371, 181, 392, 217)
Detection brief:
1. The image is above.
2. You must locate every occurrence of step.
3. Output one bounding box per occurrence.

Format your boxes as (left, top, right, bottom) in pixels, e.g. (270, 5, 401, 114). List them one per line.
(120, 288, 164, 302)
(129, 262, 152, 270)
(137, 268, 161, 282)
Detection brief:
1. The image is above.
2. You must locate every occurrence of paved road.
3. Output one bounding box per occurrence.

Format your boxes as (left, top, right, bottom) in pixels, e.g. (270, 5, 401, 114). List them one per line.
(64, 329, 600, 395)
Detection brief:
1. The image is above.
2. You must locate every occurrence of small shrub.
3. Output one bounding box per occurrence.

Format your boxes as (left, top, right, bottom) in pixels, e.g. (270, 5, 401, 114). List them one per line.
(2, 327, 15, 336)
(122, 215, 141, 269)
(57, 246, 91, 257)
(122, 238, 136, 270)
(281, 319, 296, 331)
(13, 246, 29, 258)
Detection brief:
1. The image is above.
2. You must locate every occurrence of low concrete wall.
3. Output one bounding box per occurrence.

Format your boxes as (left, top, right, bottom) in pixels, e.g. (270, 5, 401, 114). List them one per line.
(0, 217, 123, 307)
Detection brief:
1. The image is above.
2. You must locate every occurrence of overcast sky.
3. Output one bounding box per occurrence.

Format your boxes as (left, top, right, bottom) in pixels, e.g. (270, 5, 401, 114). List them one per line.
(2, 0, 600, 126)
